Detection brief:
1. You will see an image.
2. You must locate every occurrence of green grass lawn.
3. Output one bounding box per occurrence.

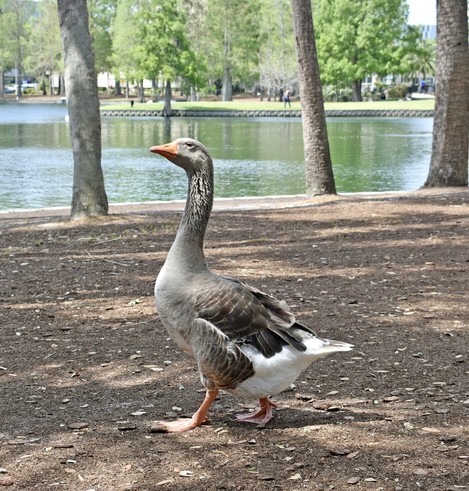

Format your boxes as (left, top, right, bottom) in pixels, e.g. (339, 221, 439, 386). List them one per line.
(101, 98, 435, 112)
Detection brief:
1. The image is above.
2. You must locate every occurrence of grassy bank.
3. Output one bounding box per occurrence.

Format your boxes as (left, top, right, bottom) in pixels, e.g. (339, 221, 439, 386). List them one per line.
(101, 98, 435, 112)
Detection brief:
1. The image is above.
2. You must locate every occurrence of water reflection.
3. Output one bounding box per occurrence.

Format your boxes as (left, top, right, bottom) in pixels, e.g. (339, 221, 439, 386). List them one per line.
(0, 103, 433, 210)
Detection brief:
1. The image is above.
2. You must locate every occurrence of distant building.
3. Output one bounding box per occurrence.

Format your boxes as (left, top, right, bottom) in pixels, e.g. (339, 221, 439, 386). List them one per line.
(420, 24, 436, 40)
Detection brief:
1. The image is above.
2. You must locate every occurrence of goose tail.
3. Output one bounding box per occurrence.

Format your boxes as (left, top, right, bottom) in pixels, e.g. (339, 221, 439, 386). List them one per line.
(302, 335, 353, 359)
(323, 339, 354, 353)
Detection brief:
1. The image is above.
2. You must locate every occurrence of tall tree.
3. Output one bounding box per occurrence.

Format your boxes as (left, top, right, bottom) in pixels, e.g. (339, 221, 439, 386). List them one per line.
(30, 0, 62, 96)
(207, 0, 261, 101)
(258, 0, 296, 101)
(314, 0, 414, 101)
(111, 0, 141, 97)
(424, 0, 469, 187)
(0, 0, 15, 98)
(88, 0, 117, 76)
(58, 0, 108, 219)
(10, 0, 34, 98)
(291, 0, 336, 195)
(138, 0, 199, 116)
(401, 37, 436, 82)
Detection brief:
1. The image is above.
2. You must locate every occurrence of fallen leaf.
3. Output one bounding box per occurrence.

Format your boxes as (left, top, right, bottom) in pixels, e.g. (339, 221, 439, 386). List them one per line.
(330, 447, 351, 456)
(312, 400, 330, 411)
(383, 396, 400, 403)
(68, 422, 89, 430)
(0, 476, 14, 486)
(155, 479, 174, 486)
(257, 475, 275, 481)
(179, 470, 193, 477)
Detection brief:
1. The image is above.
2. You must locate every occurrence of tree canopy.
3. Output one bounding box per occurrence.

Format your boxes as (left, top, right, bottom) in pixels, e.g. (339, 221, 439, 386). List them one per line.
(313, 0, 421, 101)
(3, 0, 436, 102)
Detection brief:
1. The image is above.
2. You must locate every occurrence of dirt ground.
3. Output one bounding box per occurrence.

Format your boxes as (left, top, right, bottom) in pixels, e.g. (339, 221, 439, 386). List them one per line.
(1, 189, 468, 491)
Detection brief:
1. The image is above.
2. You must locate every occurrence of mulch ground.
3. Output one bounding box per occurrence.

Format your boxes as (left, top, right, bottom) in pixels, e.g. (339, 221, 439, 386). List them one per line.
(1, 189, 468, 491)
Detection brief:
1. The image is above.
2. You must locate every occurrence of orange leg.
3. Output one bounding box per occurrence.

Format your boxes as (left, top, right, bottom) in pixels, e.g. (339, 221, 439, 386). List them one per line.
(236, 397, 277, 427)
(152, 389, 219, 433)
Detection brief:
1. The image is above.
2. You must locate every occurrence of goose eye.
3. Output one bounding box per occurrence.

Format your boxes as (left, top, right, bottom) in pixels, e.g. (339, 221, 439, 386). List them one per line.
(185, 142, 194, 148)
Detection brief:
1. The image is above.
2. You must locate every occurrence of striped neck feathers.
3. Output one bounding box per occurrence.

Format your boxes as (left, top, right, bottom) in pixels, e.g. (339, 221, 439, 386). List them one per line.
(179, 163, 214, 245)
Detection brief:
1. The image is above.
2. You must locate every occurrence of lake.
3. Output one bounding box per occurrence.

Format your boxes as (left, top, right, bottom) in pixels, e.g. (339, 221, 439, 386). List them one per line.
(0, 103, 433, 210)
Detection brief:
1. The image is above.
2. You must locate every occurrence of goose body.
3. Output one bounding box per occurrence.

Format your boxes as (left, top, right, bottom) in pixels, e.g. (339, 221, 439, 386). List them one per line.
(150, 138, 352, 432)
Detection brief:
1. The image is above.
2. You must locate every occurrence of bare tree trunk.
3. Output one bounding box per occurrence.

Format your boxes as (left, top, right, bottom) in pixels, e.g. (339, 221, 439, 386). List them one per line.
(59, 74, 66, 96)
(222, 64, 232, 101)
(291, 0, 336, 195)
(352, 80, 362, 102)
(58, 0, 108, 219)
(0, 70, 4, 100)
(151, 79, 158, 102)
(138, 81, 144, 103)
(424, 0, 469, 187)
(49, 75, 54, 96)
(162, 80, 172, 117)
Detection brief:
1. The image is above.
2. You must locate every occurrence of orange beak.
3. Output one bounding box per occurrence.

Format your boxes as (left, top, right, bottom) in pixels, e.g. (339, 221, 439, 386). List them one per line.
(149, 141, 178, 160)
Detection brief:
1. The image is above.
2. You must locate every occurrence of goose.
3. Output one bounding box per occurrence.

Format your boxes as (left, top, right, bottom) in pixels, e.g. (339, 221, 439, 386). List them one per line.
(149, 138, 353, 432)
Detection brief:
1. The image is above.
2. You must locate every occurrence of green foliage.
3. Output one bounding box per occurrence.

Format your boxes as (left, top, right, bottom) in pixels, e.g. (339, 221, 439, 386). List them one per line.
(401, 37, 436, 79)
(4, 0, 435, 101)
(258, 0, 296, 97)
(139, 1, 196, 83)
(29, 0, 62, 89)
(88, 0, 117, 73)
(0, 0, 16, 73)
(206, 0, 262, 92)
(323, 85, 353, 102)
(111, 0, 141, 81)
(111, 0, 201, 90)
(386, 83, 409, 99)
(3, 0, 36, 93)
(314, 0, 418, 91)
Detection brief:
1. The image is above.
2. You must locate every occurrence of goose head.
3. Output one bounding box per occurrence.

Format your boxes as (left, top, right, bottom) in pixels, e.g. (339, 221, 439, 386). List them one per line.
(150, 138, 211, 172)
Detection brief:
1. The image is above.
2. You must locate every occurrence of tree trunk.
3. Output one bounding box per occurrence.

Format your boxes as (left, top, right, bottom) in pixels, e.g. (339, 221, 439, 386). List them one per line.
(0, 70, 4, 100)
(151, 78, 158, 102)
(424, 0, 469, 187)
(291, 0, 336, 196)
(222, 64, 232, 101)
(58, 0, 108, 219)
(59, 74, 66, 96)
(352, 80, 362, 102)
(162, 80, 172, 117)
(138, 81, 144, 103)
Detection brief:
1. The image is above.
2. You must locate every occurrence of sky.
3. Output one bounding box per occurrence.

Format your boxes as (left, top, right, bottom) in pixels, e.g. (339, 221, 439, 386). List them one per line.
(407, 0, 437, 25)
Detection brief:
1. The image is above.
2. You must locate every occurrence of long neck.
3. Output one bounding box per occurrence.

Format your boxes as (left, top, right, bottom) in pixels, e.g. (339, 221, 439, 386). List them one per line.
(181, 165, 214, 242)
(167, 163, 214, 270)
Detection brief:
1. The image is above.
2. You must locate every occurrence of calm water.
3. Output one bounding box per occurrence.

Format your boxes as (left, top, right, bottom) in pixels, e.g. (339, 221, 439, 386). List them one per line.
(0, 103, 433, 210)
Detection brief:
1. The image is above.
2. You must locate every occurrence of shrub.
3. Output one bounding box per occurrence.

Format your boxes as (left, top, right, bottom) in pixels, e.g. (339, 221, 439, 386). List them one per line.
(386, 84, 409, 100)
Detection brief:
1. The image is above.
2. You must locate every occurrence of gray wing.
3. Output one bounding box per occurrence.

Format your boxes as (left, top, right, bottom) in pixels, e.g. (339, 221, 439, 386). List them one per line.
(189, 318, 254, 390)
(194, 276, 318, 358)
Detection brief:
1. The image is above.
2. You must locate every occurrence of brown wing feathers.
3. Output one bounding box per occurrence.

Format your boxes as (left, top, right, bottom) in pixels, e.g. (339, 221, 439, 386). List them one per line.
(189, 319, 255, 390)
(195, 276, 312, 358)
